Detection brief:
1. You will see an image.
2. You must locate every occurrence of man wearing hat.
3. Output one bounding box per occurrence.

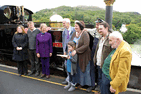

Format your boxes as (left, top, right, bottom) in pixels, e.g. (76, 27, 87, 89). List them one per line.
(86, 18, 103, 92)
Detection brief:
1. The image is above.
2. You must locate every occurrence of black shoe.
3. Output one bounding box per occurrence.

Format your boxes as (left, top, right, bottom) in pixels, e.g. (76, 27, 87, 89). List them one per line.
(19, 74, 22, 77)
(93, 92, 101, 94)
(35, 72, 40, 76)
(40, 74, 46, 78)
(24, 73, 27, 75)
(28, 71, 34, 76)
(95, 85, 100, 91)
(86, 86, 94, 93)
(62, 81, 68, 85)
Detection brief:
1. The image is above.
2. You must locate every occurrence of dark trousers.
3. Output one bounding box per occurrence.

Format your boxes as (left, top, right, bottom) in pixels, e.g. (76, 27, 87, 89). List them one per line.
(97, 66, 102, 86)
(90, 37, 99, 87)
(28, 50, 40, 72)
(17, 61, 27, 74)
(101, 73, 114, 94)
(90, 60, 96, 87)
(41, 57, 50, 75)
(68, 73, 76, 84)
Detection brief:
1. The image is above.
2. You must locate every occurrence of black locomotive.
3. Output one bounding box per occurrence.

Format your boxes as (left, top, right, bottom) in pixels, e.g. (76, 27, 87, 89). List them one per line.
(0, 5, 33, 59)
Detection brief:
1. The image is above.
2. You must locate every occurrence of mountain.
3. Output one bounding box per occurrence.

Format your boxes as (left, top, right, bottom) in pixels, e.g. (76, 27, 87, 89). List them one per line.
(130, 12, 140, 15)
(33, 5, 106, 23)
(32, 5, 141, 44)
(35, 5, 104, 13)
(33, 5, 141, 30)
(75, 5, 104, 11)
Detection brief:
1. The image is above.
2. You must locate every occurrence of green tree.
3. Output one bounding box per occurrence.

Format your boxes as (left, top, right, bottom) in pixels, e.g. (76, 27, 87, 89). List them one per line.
(123, 24, 141, 44)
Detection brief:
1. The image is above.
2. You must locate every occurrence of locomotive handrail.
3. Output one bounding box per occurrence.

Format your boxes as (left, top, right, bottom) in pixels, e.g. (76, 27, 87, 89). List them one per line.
(0, 49, 13, 52)
(0, 52, 13, 56)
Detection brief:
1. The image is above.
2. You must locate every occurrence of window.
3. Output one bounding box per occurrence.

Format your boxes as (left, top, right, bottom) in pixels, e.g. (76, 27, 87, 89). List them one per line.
(4, 7, 11, 19)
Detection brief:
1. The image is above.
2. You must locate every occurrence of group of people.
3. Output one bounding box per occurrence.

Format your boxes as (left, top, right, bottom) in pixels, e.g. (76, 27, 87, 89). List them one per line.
(12, 18, 132, 94)
(12, 21, 52, 79)
(61, 18, 132, 94)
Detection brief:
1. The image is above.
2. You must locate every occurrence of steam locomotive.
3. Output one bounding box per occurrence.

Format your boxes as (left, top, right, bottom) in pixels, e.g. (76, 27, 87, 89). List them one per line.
(0, 5, 32, 58)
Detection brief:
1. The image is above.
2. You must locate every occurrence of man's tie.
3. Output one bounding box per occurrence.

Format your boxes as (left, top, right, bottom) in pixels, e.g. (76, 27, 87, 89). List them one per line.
(67, 30, 69, 39)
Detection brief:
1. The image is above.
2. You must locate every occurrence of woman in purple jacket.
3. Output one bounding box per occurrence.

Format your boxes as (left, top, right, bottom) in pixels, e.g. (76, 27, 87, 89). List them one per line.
(36, 23, 53, 79)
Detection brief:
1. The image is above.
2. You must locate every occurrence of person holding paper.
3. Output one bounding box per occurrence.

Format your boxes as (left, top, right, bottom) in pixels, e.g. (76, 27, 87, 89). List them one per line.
(62, 18, 75, 84)
(64, 41, 77, 91)
(12, 25, 28, 76)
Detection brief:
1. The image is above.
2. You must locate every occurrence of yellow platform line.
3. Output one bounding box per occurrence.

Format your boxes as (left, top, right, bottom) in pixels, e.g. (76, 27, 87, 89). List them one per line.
(0, 69, 98, 93)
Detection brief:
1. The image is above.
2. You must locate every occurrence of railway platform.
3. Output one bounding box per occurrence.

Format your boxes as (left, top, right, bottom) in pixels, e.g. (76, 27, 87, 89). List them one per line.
(0, 64, 141, 94)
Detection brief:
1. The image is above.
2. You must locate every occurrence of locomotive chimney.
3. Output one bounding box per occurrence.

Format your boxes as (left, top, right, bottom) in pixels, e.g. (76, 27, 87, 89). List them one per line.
(21, 5, 24, 23)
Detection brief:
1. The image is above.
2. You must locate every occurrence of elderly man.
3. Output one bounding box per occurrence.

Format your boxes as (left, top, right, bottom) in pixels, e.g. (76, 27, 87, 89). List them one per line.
(101, 31, 132, 94)
(62, 18, 75, 84)
(93, 22, 113, 92)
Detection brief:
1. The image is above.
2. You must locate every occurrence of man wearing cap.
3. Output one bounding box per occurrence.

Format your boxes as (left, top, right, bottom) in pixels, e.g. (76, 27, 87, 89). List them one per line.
(62, 18, 75, 84)
(86, 18, 103, 92)
(93, 21, 113, 93)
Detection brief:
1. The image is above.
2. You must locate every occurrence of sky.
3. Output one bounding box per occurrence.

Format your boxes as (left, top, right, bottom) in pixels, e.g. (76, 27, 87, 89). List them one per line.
(0, 0, 141, 14)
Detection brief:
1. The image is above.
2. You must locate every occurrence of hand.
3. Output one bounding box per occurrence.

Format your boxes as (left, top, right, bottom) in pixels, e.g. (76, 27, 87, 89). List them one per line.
(37, 53, 40, 58)
(16, 47, 22, 50)
(76, 32, 79, 38)
(50, 53, 52, 57)
(64, 52, 66, 55)
(110, 86, 116, 93)
(83, 28, 87, 32)
(67, 56, 70, 59)
(71, 50, 76, 56)
(19, 47, 22, 50)
(16, 47, 19, 50)
(94, 63, 96, 66)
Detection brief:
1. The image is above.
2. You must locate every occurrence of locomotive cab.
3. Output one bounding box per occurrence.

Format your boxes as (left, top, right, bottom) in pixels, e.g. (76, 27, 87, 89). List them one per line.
(0, 5, 33, 24)
(0, 5, 33, 58)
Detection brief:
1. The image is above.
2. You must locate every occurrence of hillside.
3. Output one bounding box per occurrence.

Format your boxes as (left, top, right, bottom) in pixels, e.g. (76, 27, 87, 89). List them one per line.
(32, 5, 141, 44)
(33, 5, 141, 30)
(33, 5, 105, 23)
(75, 5, 104, 11)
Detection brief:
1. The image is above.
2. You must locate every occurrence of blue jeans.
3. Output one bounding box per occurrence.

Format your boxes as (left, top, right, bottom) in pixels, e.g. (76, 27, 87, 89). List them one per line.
(64, 60, 69, 82)
(101, 73, 114, 94)
(68, 73, 76, 84)
(97, 66, 102, 86)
